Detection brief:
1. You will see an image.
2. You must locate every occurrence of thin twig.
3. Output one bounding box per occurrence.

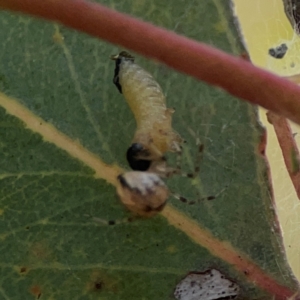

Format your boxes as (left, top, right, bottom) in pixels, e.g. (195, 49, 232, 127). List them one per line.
(267, 112, 300, 199)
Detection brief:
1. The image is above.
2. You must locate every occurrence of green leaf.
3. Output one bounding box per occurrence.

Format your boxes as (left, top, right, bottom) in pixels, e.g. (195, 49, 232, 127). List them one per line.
(0, 1, 297, 299)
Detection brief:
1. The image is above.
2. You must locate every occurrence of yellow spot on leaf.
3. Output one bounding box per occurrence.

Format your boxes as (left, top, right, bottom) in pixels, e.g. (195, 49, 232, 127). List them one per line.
(214, 21, 226, 33)
(166, 245, 177, 253)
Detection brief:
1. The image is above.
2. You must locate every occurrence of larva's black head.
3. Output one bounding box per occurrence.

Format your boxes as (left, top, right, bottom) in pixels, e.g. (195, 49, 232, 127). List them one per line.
(110, 51, 135, 94)
(126, 143, 151, 171)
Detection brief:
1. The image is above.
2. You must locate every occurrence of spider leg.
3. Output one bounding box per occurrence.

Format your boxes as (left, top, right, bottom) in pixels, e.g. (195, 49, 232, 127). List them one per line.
(163, 147, 183, 178)
(186, 143, 204, 178)
(84, 214, 140, 226)
(170, 139, 204, 179)
(170, 191, 215, 205)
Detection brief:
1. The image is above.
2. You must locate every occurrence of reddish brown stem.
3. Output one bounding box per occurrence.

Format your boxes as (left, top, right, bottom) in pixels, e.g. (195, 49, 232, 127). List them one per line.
(1, 0, 300, 125)
(267, 112, 300, 199)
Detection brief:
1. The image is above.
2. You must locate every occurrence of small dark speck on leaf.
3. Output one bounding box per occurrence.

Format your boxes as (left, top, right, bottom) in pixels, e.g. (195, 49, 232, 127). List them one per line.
(94, 281, 103, 290)
(20, 266, 27, 274)
(87, 271, 119, 294)
(268, 43, 288, 59)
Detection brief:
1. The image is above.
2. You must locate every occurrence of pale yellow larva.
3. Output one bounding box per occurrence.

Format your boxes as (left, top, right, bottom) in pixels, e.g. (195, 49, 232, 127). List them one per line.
(111, 51, 183, 174)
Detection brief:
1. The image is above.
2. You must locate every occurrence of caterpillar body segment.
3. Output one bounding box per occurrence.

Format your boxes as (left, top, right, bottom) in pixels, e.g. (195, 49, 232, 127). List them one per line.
(111, 51, 183, 173)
